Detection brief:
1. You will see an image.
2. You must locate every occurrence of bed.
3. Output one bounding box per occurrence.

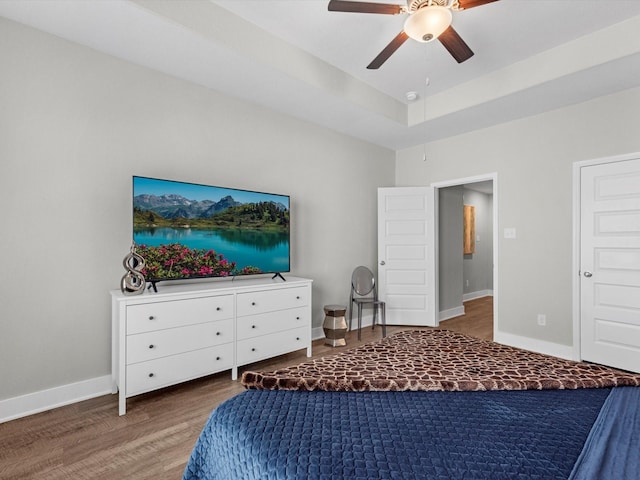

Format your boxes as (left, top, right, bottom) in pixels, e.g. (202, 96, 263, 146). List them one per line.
(183, 330, 640, 479)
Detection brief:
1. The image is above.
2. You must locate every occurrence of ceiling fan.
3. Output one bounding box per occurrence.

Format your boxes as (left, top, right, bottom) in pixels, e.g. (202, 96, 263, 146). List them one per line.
(327, 0, 499, 69)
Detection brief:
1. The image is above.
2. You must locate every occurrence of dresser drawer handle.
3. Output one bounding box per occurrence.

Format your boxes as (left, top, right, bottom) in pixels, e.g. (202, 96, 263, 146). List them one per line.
(252, 325, 256, 329)
(296, 296, 300, 300)
(216, 307, 221, 311)
(296, 337, 300, 341)
(148, 344, 155, 349)
(296, 316, 300, 320)
(216, 356, 221, 361)
(251, 348, 256, 352)
(148, 373, 155, 378)
(216, 331, 221, 336)
(251, 302, 256, 306)
(148, 316, 155, 320)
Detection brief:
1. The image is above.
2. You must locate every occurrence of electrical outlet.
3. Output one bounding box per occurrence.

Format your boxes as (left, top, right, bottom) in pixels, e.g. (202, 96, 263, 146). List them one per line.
(537, 314, 546, 326)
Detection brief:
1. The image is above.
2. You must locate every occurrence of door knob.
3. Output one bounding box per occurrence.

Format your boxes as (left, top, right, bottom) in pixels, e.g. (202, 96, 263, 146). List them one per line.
(583, 271, 593, 278)
(380, 261, 386, 266)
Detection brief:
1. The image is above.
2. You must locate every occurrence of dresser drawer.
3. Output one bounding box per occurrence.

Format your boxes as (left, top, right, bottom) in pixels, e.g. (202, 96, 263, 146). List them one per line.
(237, 286, 309, 317)
(126, 319, 233, 364)
(236, 307, 309, 341)
(236, 326, 309, 366)
(126, 343, 234, 396)
(127, 295, 233, 334)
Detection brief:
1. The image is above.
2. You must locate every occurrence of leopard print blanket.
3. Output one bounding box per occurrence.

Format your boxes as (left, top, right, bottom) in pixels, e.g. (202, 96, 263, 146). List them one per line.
(242, 330, 640, 392)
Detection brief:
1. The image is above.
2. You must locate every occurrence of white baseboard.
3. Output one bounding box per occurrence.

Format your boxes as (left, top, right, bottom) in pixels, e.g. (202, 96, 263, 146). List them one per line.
(439, 305, 465, 321)
(494, 331, 573, 360)
(2, 323, 351, 423)
(463, 290, 493, 302)
(0, 375, 112, 424)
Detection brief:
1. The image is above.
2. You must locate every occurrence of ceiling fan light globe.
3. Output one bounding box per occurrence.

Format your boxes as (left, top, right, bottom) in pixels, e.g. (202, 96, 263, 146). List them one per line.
(404, 6, 453, 43)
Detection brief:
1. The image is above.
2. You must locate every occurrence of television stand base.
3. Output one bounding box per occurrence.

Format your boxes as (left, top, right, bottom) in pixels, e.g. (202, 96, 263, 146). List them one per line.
(148, 281, 159, 293)
(272, 272, 286, 281)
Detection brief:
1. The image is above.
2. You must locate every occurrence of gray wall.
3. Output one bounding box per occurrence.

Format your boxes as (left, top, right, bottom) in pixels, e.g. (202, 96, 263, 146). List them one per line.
(438, 186, 464, 312)
(397, 85, 640, 347)
(0, 18, 394, 401)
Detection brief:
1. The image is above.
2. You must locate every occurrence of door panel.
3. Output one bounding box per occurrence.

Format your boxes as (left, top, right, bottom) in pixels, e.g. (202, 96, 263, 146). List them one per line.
(378, 187, 436, 326)
(580, 157, 640, 373)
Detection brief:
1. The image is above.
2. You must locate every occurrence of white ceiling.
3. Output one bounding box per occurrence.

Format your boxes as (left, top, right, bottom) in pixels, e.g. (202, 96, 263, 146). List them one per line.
(2, 0, 640, 150)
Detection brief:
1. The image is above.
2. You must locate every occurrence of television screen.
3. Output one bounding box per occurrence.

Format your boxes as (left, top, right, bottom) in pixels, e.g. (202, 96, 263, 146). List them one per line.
(132, 176, 290, 284)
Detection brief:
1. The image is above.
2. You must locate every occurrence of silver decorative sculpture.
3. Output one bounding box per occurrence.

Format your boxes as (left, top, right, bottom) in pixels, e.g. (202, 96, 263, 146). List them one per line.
(121, 242, 146, 295)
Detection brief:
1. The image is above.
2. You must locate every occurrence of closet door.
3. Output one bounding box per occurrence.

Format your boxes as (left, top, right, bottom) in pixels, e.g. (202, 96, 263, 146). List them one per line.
(580, 157, 640, 373)
(378, 187, 436, 326)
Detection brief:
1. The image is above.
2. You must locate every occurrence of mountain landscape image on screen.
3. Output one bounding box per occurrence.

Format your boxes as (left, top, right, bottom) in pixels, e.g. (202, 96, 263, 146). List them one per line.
(132, 177, 290, 282)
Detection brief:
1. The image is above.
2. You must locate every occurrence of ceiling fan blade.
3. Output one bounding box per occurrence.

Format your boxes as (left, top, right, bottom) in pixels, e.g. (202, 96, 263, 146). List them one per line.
(367, 31, 409, 69)
(438, 26, 474, 63)
(457, 0, 499, 9)
(328, 0, 403, 15)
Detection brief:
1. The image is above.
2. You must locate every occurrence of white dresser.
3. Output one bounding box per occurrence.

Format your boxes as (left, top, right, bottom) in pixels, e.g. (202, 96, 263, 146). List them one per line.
(111, 276, 312, 415)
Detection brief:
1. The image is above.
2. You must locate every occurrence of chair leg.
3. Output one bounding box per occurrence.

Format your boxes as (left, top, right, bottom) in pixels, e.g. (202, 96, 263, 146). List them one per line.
(381, 303, 387, 338)
(357, 304, 363, 341)
(372, 304, 377, 330)
(348, 301, 353, 332)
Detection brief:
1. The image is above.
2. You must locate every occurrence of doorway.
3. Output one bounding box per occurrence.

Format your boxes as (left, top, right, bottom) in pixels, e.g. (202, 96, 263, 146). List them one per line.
(432, 174, 497, 337)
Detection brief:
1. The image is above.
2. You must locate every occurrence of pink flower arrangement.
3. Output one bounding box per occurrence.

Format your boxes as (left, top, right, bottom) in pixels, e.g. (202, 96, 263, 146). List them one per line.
(137, 243, 259, 280)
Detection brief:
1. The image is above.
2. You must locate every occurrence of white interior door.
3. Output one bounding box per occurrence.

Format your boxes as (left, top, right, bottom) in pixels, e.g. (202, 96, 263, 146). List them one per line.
(580, 157, 640, 373)
(377, 187, 436, 326)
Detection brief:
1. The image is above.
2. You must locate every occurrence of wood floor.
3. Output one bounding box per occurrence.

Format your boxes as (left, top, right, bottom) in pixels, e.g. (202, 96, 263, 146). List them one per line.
(1, 297, 492, 480)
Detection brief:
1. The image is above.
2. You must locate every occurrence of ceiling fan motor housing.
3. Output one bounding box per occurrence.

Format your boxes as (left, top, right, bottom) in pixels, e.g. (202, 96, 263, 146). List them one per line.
(407, 0, 462, 13)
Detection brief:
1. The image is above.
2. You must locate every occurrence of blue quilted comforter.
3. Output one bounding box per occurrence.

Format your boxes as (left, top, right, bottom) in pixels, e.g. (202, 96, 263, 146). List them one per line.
(183, 387, 638, 479)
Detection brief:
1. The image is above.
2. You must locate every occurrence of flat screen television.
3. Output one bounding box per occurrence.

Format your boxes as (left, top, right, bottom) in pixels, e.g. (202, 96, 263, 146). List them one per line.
(132, 176, 290, 288)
